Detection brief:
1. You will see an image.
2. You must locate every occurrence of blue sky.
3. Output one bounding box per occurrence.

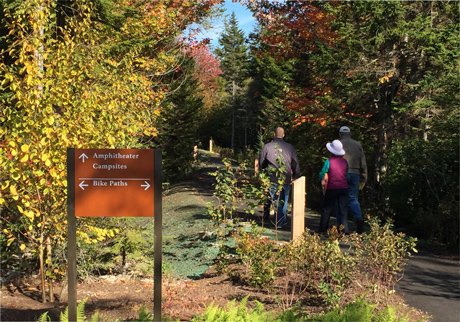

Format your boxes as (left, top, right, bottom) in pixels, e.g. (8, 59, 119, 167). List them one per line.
(197, 0, 257, 49)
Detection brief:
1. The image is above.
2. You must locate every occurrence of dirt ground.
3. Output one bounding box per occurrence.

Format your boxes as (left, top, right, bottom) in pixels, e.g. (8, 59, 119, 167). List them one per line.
(0, 265, 429, 322)
(0, 158, 433, 322)
(0, 268, 281, 322)
(0, 266, 429, 322)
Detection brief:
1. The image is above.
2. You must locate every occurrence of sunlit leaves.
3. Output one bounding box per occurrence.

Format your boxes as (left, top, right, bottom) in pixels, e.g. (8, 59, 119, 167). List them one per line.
(0, 0, 226, 271)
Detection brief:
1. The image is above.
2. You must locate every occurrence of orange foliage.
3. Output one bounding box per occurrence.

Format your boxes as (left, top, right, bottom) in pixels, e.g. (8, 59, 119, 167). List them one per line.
(246, 1, 338, 59)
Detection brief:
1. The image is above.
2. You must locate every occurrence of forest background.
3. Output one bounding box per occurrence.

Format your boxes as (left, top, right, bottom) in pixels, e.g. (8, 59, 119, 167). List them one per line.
(0, 0, 458, 308)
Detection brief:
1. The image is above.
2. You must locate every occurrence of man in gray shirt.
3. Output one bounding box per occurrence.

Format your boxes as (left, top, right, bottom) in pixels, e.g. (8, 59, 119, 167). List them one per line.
(337, 126, 367, 233)
(259, 127, 300, 228)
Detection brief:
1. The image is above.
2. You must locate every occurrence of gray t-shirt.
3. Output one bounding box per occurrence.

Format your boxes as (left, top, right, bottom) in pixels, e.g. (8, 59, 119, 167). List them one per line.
(259, 138, 300, 184)
(340, 136, 367, 182)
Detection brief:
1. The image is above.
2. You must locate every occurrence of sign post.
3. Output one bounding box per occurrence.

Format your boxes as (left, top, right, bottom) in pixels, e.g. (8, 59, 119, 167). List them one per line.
(67, 148, 162, 322)
(291, 176, 306, 241)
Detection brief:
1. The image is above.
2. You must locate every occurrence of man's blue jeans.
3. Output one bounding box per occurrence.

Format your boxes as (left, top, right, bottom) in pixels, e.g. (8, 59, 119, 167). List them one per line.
(264, 183, 290, 227)
(336, 173, 363, 228)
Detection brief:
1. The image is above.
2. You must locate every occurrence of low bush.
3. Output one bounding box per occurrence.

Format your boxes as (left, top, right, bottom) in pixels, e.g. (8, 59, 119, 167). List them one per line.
(348, 217, 417, 302)
(222, 215, 417, 311)
(234, 224, 278, 288)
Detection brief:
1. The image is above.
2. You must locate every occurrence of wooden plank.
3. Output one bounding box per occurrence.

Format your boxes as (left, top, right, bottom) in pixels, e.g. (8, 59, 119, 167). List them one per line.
(291, 176, 306, 240)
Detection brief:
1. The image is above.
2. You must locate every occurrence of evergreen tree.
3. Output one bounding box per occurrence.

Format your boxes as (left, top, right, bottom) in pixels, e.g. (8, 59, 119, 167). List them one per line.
(215, 12, 250, 150)
(248, 36, 297, 140)
(151, 55, 203, 182)
(247, 0, 459, 243)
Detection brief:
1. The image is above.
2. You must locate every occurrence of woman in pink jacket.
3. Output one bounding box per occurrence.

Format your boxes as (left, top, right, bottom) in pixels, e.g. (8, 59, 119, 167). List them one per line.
(318, 140, 349, 234)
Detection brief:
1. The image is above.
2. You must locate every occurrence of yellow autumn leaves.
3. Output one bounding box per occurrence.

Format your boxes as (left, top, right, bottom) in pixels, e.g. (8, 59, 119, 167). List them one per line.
(6, 142, 52, 166)
(78, 227, 120, 244)
(1, 181, 19, 201)
(16, 204, 36, 221)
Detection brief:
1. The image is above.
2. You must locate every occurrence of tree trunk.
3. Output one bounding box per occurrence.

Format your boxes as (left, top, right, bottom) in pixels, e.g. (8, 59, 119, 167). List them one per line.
(17, 232, 22, 290)
(39, 233, 46, 303)
(231, 80, 236, 150)
(47, 236, 54, 302)
(372, 75, 400, 207)
(59, 273, 68, 302)
(122, 245, 126, 277)
(35, 2, 46, 304)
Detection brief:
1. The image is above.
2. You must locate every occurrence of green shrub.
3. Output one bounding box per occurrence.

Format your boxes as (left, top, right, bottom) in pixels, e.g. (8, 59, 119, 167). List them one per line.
(76, 217, 155, 279)
(207, 158, 242, 224)
(277, 232, 354, 309)
(234, 225, 278, 288)
(349, 217, 417, 293)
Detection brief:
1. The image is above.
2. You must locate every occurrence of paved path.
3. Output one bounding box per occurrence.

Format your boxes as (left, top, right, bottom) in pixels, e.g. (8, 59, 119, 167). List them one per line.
(302, 212, 460, 322)
(395, 250, 460, 322)
(195, 151, 460, 322)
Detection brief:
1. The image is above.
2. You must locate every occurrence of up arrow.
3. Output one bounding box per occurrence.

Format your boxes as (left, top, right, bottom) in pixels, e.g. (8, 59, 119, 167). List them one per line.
(141, 181, 150, 190)
(79, 153, 88, 163)
(79, 181, 88, 190)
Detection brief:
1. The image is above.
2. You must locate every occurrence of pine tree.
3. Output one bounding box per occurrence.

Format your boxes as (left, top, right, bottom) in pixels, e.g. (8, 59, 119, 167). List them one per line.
(151, 55, 204, 182)
(215, 12, 250, 150)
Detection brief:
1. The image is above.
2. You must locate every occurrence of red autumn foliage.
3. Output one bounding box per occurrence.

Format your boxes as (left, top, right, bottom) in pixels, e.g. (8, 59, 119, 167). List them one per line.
(189, 43, 222, 89)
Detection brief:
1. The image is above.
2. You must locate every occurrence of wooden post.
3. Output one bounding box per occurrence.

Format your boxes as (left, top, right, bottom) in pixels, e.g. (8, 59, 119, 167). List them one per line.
(209, 140, 213, 153)
(193, 145, 197, 161)
(254, 156, 259, 175)
(153, 149, 162, 322)
(291, 176, 306, 240)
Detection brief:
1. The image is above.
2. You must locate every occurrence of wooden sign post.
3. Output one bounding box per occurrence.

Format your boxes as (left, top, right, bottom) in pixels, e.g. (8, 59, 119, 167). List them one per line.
(67, 148, 162, 322)
(291, 176, 306, 241)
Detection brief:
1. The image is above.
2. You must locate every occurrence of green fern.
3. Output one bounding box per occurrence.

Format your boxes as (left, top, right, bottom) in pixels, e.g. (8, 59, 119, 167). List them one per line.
(307, 297, 415, 322)
(36, 298, 87, 322)
(60, 298, 88, 322)
(374, 305, 410, 322)
(130, 306, 153, 321)
(37, 312, 51, 322)
(88, 311, 105, 322)
(191, 296, 278, 322)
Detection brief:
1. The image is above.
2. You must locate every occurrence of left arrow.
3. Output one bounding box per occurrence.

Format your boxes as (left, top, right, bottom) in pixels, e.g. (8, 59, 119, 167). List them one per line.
(79, 153, 88, 163)
(79, 181, 88, 190)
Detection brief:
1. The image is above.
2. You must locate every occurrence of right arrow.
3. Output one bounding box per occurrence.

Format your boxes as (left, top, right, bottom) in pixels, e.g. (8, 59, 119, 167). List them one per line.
(141, 181, 150, 190)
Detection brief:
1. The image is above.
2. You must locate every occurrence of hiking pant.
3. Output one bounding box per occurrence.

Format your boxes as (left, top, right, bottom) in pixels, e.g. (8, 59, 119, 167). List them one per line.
(263, 183, 290, 227)
(319, 188, 348, 233)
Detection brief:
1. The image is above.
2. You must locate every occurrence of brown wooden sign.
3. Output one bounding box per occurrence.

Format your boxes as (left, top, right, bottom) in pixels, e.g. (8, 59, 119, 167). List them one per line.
(73, 148, 155, 217)
(67, 148, 162, 322)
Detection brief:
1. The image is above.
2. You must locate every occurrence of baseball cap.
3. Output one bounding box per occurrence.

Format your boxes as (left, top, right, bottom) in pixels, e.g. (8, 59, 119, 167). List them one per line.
(339, 126, 350, 133)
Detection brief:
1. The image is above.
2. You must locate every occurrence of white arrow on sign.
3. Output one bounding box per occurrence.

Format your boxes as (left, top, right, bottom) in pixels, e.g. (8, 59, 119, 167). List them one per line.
(79, 153, 88, 163)
(141, 181, 150, 190)
(79, 181, 88, 190)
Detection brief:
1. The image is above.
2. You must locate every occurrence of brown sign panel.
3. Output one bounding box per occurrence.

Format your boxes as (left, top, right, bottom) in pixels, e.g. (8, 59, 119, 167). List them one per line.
(74, 148, 154, 217)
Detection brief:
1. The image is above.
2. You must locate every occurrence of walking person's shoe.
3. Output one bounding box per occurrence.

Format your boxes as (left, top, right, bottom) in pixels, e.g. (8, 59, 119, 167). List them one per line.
(356, 218, 364, 234)
(276, 215, 287, 229)
(276, 222, 287, 229)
